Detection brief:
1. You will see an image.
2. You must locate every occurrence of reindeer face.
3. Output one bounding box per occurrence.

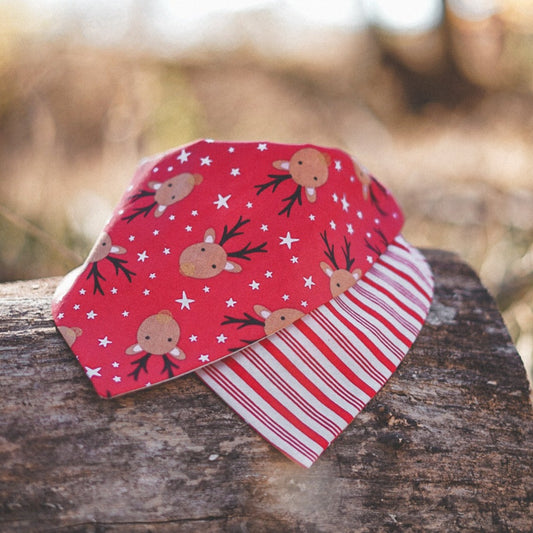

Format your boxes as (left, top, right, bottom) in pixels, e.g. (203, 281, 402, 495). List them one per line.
(254, 305, 305, 336)
(87, 232, 126, 262)
(150, 173, 203, 208)
(58, 325, 82, 347)
(179, 229, 242, 279)
(320, 263, 362, 298)
(131, 310, 181, 356)
(288, 148, 330, 192)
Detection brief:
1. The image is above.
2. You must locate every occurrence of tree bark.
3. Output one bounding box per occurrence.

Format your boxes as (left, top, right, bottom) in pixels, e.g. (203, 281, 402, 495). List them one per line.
(0, 250, 531, 532)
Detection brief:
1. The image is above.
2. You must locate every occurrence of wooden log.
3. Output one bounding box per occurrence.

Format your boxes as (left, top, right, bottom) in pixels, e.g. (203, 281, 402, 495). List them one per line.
(0, 250, 531, 532)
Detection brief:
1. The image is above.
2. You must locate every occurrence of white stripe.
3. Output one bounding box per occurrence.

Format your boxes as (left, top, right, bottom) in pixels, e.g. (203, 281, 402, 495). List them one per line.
(197, 364, 318, 467)
(274, 327, 371, 413)
(391, 238, 434, 295)
(310, 308, 389, 386)
(235, 348, 338, 442)
(241, 343, 348, 434)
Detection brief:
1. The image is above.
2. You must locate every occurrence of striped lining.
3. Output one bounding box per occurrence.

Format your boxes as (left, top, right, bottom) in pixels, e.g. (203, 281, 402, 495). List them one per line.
(196, 236, 434, 467)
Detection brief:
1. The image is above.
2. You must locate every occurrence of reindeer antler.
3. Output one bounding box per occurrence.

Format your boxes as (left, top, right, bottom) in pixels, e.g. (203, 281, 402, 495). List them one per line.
(320, 231, 339, 270)
(122, 201, 158, 223)
(279, 185, 303, 217)
(227, 241, 268, 261)
(254, 173, 292, 195)
(105, 256, 136, 282)
(342, 236, 355, 271)
(369, 177, 388, 216)
(222, 313, 265, 330)
(219, 216, 249, 247)
(86, 263, 106, 295)
(161, 354, 180, 378)
(128, 353, 152, 381)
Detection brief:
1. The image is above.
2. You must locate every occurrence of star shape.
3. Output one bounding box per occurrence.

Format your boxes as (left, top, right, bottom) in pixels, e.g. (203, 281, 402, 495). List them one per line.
(249, 280, 260, 290)
(261, 224, 269, 232)
(357, 210, 363, 219)
(309, 214, 316, 221)
(216, 333, 228, 344)
(153, 229, 159, 236)
(200, 155, 212, 166)
(199, 354, 210, 362)
(329, 220, 337, 230)
(85, 367, 101, 378)
(111, 287, 118, 294)
(137, 250, 149, 262)
(265, 270, 273, 278)
(304, 275, 315, 289)
(282, 294, 290, 301)
(129, 235, 135, 242)
(374, 218, 381, 225)
(98, 336, 112, 347)
(228, 146, 235, 153)
(291, 256, 299, 264)
(203, 285, 210, 293)
(122, 310, 129, 317)
(367, 255, 374, 263)
(177, 149, 191, 163)
(163, 248, 171, 255)
(143, 289, 150, 296)
(169, 215, 175, 221)
(57, 313, 64, 319)
(230, 168, 240, 176)
(341, 194, 350, 212)
(246, 202, 253, 208)
(167, 165, 174, 172)
(226, 297, 237, 308)
(149, 273, 156, 279)
(87, 310, 97, 320)
(176, 290, 195, 310)
(189, 334, 198, 342)
(332, 192, 339, 202)
(73, 304, 80, 310)
(113, 376, 121, 383)
(347, 223, 354, 234)
(335, 160, 342, 171)
(112, 361, 120, 368)
(279, 232, 299, 249)
(191, 210, 198, 216)
(301, 301, 308, 308)
(257, 143, 268, 151)
(185, 225, 192, 232)
(79, 289, 86, 295)
(214, 193, 231, 209)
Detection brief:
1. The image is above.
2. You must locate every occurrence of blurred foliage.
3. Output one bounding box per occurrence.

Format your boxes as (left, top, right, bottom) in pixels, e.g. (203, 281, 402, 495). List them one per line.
(0, 2, 532, 383)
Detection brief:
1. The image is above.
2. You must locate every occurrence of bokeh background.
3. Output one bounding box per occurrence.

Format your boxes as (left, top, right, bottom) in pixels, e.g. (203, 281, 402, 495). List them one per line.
(1, 0, 532, 383)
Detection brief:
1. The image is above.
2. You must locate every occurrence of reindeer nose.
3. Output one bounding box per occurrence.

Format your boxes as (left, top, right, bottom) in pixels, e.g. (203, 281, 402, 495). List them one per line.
(180, 262, 195, 276)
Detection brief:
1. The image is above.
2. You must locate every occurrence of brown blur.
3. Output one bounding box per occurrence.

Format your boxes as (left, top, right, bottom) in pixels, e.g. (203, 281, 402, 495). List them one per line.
(1, 1, 532, 381)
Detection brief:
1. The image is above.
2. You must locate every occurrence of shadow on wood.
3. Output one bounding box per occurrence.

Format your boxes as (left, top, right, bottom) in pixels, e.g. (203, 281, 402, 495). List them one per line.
(0, 250, 532, 532)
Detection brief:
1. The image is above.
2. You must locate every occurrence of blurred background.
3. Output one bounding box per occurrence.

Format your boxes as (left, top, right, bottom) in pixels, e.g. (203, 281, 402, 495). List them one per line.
(1, 0, 532, 383)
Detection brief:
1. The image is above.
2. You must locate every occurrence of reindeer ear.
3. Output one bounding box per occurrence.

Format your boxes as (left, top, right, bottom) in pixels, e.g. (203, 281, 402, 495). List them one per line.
(155, 205, 167, 217)
(322, 152, 332, 165)
(320, 261, 333, 278)
(352, 268, 362, 281)
(148, 181, 162, 190)
(224, 261, 242, 273)
(110, 245, 127, 255)
(126, 343, 142, 355)
(193, 173, 203, 185)
(305, 187, 317, 203)
(72, 327, 83, 338)
(170, 347, 186, 360)
(204, 228, 216, 243)
(253, 305, 271, 319)
(273, 160, 290, 171)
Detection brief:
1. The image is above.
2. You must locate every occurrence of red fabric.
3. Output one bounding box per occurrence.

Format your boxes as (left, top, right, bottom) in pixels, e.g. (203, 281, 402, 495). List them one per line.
(52, 139, 403, 398)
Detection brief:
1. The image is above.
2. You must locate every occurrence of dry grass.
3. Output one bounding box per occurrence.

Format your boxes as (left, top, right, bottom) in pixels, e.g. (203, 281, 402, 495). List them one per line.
(1, 34, 532, 383)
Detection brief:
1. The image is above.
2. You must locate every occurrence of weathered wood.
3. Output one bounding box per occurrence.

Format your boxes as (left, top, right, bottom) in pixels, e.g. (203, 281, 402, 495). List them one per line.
(0, 250, 531, 532)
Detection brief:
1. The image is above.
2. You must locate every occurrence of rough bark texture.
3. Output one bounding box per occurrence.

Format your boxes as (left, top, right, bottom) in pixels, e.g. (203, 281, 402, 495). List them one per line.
(0, 250, 531, 532)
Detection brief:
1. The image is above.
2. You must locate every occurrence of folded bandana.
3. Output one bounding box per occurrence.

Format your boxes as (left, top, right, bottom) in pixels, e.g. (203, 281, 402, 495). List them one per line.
(52, 139, 434, 467)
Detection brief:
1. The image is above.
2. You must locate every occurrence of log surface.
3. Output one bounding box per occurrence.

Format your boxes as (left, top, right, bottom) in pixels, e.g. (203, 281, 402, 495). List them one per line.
(0, 250, 532, 532)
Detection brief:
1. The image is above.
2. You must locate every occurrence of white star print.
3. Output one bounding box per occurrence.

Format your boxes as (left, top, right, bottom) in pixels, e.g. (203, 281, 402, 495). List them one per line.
(176, 290, 195, 310)
(265, 270, 273, 278)
(98, 336, 112, 347)
(230, 168, 240, 176)
(199, 354, 210, 362)
(113, 376, 121, 383)
(279, 232, 299, 249)
(200, 155, 212, 166)
(341, 194, 350, 212)
(301, 301, 308, 308)
(304, 276, 315, 289)
(189, 334, 198, 342)
(246, 202, 253, 208)
(177, 149, 191, 163)
(367, 255, 374, 263)
(111, 287, 118, 294)
(375, 218, 381, 225)
(309, 214, 316, 221)
(112, 361, 120, 368)
(282, 294, 290, 301)
(185, 225, 192, 232)
(87, 310, 97, 320)
(79, 289, 86, 295)
(85, 367, 101, 378)
(347, 224, 354, 234)
(169, 215, 175, 221)
(143, 289, 150, 296)
(163, 248, 171, 255)
(137, 250, 149, 262)
(129, 235, 135, 242)
(330, 220, 337, 230)
(153, 167, 159, 173)
(249, 280, 260, 290)
(261, 224, 268, 232)
(257, 143, 268, 151)
(366, 232, 372, 238)
(335, 160, 342, 171)
(149, 273, 156, 279)
(73, 304, 80, 310)
(57, 313, 64, 319)
(167, 166, 174, 172)
(216, 334, 228, 344)
(203, 286, 210, 293)
(122, 310, 129, 317)
(226, 297, 237, 308)
(357, 211, 363, 219)
(332, 193, 339, 202)
(214, 193, 231, 209)
(228, 147, 235, 153)
(153, 229, 159, 236)
(291, 256, 299, 264)
(191, 210, 198, 216)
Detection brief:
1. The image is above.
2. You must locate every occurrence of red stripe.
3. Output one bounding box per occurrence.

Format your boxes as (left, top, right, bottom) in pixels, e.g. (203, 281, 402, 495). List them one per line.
(292, 319, 377, 398)
(243, 347, 342, 436)
(201, 365, 318, 465)
(223, 357, 330, 450)
(311, 310, 388, 386)
(256, 337, 354, 423)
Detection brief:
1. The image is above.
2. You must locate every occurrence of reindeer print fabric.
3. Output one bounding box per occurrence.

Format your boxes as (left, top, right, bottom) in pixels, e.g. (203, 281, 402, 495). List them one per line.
(52, 139, 406, 398)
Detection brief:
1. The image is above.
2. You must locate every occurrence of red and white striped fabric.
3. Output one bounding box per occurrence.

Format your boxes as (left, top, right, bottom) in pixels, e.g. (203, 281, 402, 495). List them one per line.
(196, 235, 433, 467)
